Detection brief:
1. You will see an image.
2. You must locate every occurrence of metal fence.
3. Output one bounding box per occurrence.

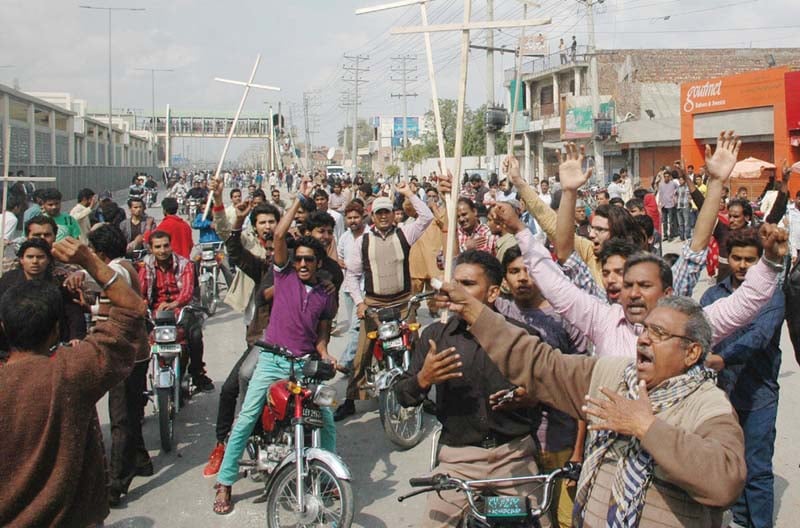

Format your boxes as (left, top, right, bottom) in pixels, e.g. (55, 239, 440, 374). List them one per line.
(4, 164, 160, 199)
(504, 45, 589, 81)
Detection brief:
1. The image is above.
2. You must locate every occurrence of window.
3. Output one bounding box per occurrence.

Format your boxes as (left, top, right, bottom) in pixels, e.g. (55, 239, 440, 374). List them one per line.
(9, 98, 28, 121)
(540, 85, 554, 106)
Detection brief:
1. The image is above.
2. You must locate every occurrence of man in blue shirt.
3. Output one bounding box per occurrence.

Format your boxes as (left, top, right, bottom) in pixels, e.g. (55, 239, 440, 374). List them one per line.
(700, 228, 785, 528)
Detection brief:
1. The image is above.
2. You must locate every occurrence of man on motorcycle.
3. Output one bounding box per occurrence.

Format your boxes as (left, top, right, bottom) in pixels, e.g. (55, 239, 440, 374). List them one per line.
(138, 230, 214, 393)
(335, 180, 434, 420)
(212, 178, 337, 515)
(120, 197, 153, 254)
(394, 250, 542, 527)
(186, 177, 208, 202)
(148, 198, 193, 259)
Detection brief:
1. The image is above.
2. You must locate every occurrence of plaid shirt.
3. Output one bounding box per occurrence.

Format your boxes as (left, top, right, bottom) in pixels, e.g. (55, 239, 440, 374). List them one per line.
(559, 242, 708, 301)
(675, 183, 690, 209)
(138, 253, 195, 309)
(457, 222, 497, 255)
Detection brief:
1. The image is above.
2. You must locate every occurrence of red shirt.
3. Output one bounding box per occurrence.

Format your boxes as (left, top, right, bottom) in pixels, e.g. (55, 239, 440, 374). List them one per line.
(147, 215, 193, 258)
(138, 254, 195, 309)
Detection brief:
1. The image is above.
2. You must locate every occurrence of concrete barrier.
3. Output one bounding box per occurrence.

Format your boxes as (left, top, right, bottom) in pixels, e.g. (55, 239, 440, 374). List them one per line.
(5, 164, 160, 200)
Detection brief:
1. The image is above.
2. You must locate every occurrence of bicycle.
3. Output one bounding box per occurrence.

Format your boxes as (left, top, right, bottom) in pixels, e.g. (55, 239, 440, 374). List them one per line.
(399, 462, 582, 527)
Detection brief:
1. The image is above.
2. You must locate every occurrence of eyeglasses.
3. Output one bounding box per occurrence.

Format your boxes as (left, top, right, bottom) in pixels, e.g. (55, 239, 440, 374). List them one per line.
(636, 323, 690, 343)
(588, 225, 610, 234)
(294, 255, 317, 264)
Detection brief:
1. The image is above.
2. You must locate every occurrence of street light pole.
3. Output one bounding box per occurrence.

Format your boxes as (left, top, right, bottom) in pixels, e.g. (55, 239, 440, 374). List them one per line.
(135, 67, 174, 167)
(79, 5, 145, 167)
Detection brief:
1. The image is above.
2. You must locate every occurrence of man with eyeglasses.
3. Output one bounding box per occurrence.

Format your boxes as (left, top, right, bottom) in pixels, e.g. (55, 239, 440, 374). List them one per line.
(438, 281, 747, 527)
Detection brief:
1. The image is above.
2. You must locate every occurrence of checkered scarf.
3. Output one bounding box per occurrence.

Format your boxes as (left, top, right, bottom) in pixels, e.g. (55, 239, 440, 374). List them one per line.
(573, 362, 710, 528)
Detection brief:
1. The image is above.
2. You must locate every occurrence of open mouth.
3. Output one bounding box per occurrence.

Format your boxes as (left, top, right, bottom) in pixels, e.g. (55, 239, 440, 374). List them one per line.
(606, 288, 621, 302)
(627, 303, 647, 315)
(636, 346, 653, 368)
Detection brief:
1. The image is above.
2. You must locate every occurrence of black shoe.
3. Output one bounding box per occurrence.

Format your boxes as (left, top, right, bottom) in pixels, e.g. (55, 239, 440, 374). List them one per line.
(193, 374, 215, 393)
(109, 488, 124, 507)
(333, 399, 356, 422)
(135, 461, 154, 477)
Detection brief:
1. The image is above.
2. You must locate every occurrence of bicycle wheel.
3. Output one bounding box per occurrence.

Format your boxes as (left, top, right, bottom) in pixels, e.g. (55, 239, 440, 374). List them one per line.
(156, 387, 175, 452)
(266, 460, 354, 528)
(379, 387, 425, 449)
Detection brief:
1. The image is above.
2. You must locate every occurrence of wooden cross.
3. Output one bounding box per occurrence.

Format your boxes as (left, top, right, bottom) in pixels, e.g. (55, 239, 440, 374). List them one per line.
(389, 2, 550, 316)
(202, 54, 280, 218)
(1, 123, 55, 276)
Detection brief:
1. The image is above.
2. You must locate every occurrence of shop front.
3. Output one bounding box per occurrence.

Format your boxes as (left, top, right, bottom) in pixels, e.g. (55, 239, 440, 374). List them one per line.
(680, 67, 800, 197)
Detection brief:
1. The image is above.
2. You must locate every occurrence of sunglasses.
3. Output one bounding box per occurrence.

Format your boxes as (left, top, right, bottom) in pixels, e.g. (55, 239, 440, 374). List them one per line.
(294, 255, 317, 264)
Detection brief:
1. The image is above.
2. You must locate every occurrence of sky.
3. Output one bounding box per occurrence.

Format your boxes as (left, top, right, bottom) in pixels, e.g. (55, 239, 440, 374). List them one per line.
(2, 0, 799, 163)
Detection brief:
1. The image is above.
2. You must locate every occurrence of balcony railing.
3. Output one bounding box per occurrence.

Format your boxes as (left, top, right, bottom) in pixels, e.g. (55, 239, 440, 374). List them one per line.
(504, 45, 589, 81)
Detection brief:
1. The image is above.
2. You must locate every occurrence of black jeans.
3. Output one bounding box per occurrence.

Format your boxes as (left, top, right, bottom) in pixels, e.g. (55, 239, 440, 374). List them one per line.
(215, 348, 250, 443)
(180, 310, 205, 377)
(108, 361, 150, 494)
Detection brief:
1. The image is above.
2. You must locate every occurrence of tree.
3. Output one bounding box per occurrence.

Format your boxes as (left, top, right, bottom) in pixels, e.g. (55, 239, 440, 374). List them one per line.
(421, 100, 507, 158)
(400, 144, 426, 175)
(385, 164, 400, 179)
(337, 118, 373, 149)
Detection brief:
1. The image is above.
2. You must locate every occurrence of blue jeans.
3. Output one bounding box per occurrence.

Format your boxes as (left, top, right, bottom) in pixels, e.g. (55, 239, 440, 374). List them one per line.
(732, 403, 777, 528)
(340, 292, 360, 369)
(216, 353, 336, 486)
(676, 207, 692, 240)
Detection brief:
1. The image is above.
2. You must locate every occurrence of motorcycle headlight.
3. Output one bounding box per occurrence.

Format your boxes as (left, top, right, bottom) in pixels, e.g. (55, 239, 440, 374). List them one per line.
(154, 326, 177, 343)
(312, 385, 337, 407)
(377, 321, 400, 341)
(201, 250, 215, 260)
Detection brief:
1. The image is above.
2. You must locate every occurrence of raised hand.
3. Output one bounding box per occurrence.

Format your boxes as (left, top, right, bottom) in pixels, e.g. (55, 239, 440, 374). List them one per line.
(492, 201, 526, 234)
(558, 143, 593, 192)
(502, 155, 524, 187)
(234, 199, 253, 224)
(396, 180, 413, 197)
(760, 223, 789, 263)
(704, 130, 741, 183)
(436, 170, 453, 197)
(210, 175, 224, 203)
(52, 237, 93, 266)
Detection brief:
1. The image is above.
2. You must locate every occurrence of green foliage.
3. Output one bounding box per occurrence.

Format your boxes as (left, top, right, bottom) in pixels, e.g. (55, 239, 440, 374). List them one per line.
(385, 164, 401, 178)
(337, 118, 373, 149)
(421, 100, 507, 157)
(400, 144, 426, 168)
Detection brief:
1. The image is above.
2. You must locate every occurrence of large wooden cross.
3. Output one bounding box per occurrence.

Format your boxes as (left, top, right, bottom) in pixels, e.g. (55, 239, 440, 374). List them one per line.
(1, 124, 55, 276)
(387, 2, 550, 316)
(203, 54, 280, 218)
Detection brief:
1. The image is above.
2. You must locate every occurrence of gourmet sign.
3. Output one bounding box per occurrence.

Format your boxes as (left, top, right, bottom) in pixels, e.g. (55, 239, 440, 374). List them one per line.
(683, 80, 724, 113)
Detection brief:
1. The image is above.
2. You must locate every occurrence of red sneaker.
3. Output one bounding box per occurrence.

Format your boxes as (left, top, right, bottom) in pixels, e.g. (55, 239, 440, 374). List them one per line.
(203, 443, 225, 478)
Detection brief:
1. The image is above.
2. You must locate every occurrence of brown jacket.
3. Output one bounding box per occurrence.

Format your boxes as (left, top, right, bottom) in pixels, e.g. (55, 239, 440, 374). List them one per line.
(0, 307, 146, 527)
(469, 307, 746, 527)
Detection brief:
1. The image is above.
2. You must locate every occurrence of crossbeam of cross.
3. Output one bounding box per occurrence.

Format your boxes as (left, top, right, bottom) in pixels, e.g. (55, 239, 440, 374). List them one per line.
(202, 54, 281, 218)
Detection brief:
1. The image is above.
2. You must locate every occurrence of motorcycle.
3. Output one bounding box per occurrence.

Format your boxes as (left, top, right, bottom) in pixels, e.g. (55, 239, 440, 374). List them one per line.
(148, 307, 202, 452)
(194, 241, 225, 316)
(185, 197, 199, 219)
(364, 292, 433, 449)
(242, 342, 354, 528)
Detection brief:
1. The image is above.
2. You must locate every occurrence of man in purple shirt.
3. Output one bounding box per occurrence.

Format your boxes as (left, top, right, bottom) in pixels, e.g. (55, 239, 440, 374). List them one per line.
(213, 178, 337, 515)
(657, 169, 680, 240)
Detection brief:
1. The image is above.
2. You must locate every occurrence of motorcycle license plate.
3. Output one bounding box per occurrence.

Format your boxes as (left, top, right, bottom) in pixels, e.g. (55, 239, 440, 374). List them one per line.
(382, 337, 404, 350)
(302, 407, 324, 427)
(485, 496, 529, 523)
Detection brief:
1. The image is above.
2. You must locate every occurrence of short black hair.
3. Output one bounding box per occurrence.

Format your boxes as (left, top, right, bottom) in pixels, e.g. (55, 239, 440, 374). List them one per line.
(609, 197, 625, 207)
(294, 235, 326, 263)
(161, 197, 178, 215)
(457, 197, 477, 211)
(624, 252, 673, 290)
(127, 196, 144, 208)
(303, 211, 335, 233)
(25, 215, 57, 237)
(17, 237, 53, 260)
(77, 188, 95, 202)
(625, 198, 644, 211)
(253, 189, 267, 201)
(359, 183, 373, 197)
(597, 190, 610, 201)
(725, 227, 763, 257)
(595, 204, 648, 250)
(599, 238, 640, 266)
(501, 245, 524, 275)
(455, 249, 503, 286)
(150, 230, 172, 243)
(612, 173, 620, 182)
(0, 280, 63, 352)
(250, 203, 281, 225)
(633, 188, 649, 200)
(88, 224, 127, 260)
(313, 189, 329, 200)
(40, 188, 62, 202)
(727, 198, 753, 220)
(634, 214, 655, 239)
(229, 188, 242, 199)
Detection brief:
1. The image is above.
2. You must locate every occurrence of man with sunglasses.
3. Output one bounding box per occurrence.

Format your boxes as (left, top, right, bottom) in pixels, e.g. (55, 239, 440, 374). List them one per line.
(212, 178, 337, 515)
(335, 180, 435, 420)
(437, 280, 747, 527)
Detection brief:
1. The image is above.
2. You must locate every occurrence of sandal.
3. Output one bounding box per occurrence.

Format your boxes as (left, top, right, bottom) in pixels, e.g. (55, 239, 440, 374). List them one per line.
(213, 483, 233, 515)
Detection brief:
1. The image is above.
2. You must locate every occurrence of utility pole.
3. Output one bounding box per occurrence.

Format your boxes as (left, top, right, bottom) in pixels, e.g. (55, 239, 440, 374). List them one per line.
(134, 67, 173, 167)
(302, 92, 311, 173)
(343, 54, 369, 176)
(339, 91, 354, 161)
(301, 91, 320, 173)
(485, 0, 496, 172)
(391, 55, 418, 178)
(580, 0, 603, 184)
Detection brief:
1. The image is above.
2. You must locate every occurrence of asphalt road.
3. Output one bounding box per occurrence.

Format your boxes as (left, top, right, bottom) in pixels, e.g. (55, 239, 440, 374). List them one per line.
(100, 189, 799, 527)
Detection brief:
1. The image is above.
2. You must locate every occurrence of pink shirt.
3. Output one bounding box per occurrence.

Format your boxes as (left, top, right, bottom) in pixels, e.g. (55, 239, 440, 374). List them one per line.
(515, 229, 780, 358)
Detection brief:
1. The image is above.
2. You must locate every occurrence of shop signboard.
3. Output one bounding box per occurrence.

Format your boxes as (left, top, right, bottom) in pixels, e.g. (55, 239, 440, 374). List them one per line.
(564, 101, 614, 139)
